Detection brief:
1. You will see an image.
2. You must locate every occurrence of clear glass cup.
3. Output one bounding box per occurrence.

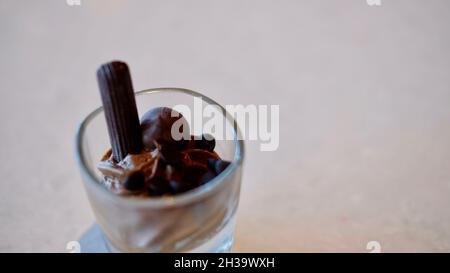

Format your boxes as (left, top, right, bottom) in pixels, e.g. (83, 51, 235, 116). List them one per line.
(75, 88, 244, 252)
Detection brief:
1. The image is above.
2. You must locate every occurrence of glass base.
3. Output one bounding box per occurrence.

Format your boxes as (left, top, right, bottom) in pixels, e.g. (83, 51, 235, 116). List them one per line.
(186, 218, 235, 253)
(79, 220, 234, 253)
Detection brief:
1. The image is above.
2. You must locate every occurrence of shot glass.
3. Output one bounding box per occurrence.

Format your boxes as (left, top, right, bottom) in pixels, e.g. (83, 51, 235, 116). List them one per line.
(75, 88, 244, 252)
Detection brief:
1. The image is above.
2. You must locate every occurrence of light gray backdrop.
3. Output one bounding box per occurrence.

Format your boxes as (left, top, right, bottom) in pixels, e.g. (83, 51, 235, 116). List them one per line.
(1, 0, 450, 252)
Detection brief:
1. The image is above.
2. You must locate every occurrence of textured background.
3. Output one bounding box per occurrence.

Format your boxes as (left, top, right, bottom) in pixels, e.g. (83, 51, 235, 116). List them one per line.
(1, 0, 450, 252)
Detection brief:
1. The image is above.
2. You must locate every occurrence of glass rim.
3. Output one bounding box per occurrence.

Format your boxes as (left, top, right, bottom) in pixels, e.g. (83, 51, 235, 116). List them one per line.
(75, 87, 244, 209)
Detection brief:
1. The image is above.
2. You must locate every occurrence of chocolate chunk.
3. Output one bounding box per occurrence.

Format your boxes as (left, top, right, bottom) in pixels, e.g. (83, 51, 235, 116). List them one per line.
(141, 107, 190, 150)
(193, 134, 216, 151)
(147, 176, 171, 196)
(97, 61, 143, 162)
(177, 138, 190, 150)
(199, 171, 217, 185)
(160, 145, 184, 167)
(158, 158, 168, 169)
(215, 160, 231, 174)
(163, 164, 182, 181)
(123, 171, 145, 191)
(207, 158, 231, 174)
(182, 164, 209, 185)
(169, 180, 192, 194)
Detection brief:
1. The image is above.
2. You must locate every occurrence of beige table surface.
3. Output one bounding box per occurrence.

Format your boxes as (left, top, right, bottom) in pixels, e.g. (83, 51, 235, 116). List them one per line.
(1, 0, 450, 252)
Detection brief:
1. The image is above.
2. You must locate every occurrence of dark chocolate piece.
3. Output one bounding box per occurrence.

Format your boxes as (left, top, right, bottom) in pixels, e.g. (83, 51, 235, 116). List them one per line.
(199, 171, 216, 185)
(147, 176, 171, 196)
(193, 134, 216, 152)
(141, 107, 190, 150)
(123, 171, 145, 191)
(182, 163, 209, 185)
(160, 145, 184, 167)
(169, 180, 192, 194)
(208, 158, 231, 174)
(97, 61, 143, 162)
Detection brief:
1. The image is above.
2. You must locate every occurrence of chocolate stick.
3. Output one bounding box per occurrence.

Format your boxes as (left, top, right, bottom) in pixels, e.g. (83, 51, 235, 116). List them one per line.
(97, 61, 143, 162)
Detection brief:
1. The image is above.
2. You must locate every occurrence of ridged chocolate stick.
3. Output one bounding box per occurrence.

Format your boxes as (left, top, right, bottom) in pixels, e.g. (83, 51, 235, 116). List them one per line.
(97, 61, 143, 162)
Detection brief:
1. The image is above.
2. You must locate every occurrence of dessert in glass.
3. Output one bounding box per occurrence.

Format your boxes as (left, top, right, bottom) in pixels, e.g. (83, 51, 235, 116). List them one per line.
(75, 61, 244, 252)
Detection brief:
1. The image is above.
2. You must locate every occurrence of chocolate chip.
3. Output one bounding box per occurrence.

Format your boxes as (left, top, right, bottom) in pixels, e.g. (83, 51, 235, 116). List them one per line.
(193, 134, 216, 151)
(123, 171, 145, 191)
(215, 160, 231, 174)
(147, 176, 171, 196)
(207, 158, 231, 174)
(158, 158, 168, 169)
(176, 138, 190, 150)
(160, 145, 184, 166)
(182, 164, 209, 185)
(207, 158, 216, 169)
(169, 180, 192, 194)
(198, 171, 217, 185)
